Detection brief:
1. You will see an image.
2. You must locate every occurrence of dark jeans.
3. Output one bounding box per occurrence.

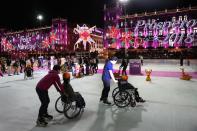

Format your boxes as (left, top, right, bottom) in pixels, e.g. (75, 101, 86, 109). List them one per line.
(100, 79, 110, 101)
(36, 88, 50, 118)
(180, 59, 183, 66)
(122, 67, 127, 75)
(86, 65, 89, 75)
(122, 83, 141, 102)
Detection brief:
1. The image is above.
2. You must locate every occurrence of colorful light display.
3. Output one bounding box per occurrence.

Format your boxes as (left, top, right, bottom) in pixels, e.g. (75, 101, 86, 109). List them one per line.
(1, 30, 54, 51)
(0, 18, 68, 52)
(106, 19, 197, 48)
(104, 5, 197, 49)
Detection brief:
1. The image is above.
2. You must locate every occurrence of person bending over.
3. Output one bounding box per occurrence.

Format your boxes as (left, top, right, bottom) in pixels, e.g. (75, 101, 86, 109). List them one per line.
(36, 65, 64, 127)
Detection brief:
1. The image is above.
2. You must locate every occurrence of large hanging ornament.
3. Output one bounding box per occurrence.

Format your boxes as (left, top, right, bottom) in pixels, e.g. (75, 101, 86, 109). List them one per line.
(73, 24, 96, 50)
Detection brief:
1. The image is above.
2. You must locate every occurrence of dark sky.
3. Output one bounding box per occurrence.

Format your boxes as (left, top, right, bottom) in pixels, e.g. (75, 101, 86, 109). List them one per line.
(0, 0, 197, 31)
(0, 0, 104, 30)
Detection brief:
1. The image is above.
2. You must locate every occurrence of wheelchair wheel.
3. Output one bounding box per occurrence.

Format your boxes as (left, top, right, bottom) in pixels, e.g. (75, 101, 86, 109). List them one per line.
(130, 100, 136, 107)
(127, 90, 136, 107)
(64, 100, 82, 119)
(112, 87, 119, 98)
(55, 96, 65, 113)
(113, 91, 131, 108)
(130, 93, 136, 107)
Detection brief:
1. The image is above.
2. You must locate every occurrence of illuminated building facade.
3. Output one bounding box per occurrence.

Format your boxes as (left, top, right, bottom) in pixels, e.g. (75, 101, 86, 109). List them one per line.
(104, 3, 197, 49)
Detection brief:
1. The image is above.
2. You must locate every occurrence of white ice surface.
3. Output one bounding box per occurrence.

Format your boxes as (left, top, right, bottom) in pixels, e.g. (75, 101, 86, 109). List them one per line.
(0, 63, 197, 131)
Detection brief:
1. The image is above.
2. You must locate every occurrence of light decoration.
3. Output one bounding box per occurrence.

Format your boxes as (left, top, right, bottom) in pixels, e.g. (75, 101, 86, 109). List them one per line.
(42, 37, 50, 48)
(49, 32, 58, 44)
(73, 24, 96, 50)
(134, 37, 143, 48)
(143, 38, 149, 48)
(153, 36, 159, 48)
(106, 18, 197, 48)
(133, 19, 197, 47)
(0, 30, 61, 51)
(1, 38, 14, 51)
(121, 31, 132, 48)
(109, 26, 120, 38)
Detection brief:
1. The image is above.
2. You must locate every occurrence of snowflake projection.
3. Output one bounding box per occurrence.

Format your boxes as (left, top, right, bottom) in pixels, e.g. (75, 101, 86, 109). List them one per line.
(41, 32, 58, 49)
(49, 32, 58, 43)
(1, 38, 14, 51)
(73, 24, 96, 50)
(121, 31, 133, 48)
(42, 37, 50, 48)
(109, 26, 120, 39)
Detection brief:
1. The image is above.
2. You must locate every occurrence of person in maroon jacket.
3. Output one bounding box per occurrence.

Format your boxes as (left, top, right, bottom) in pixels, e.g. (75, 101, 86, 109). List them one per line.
(36, 65, 64, 127)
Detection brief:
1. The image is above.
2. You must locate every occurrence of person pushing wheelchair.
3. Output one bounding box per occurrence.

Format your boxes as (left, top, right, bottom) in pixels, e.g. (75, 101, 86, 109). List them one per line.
(36, 65, 64, 127)
(100, 56, 118, 105)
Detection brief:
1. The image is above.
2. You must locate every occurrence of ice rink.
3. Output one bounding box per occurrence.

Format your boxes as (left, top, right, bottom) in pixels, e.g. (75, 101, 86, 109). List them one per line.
(0, 61, 197, 131)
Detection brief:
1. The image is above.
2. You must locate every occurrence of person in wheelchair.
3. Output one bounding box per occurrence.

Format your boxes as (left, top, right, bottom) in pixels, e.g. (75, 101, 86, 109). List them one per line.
(61, 72, 85, 108)
(61, 72, 75, 101)
(119, 75, 146, 103)
(24, 64, 34, 79)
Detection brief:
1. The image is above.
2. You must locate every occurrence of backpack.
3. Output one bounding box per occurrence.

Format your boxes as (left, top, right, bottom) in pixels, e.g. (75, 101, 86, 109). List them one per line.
(75, 92, 86, 108)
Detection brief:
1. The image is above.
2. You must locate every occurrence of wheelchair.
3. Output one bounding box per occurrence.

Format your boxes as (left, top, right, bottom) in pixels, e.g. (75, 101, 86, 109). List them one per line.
(55, 93, 85, 119)
(112, 79, 136, 108)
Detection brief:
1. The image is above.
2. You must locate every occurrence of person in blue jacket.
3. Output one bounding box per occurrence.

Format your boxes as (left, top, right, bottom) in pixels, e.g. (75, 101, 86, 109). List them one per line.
(100, 56, 118, 105)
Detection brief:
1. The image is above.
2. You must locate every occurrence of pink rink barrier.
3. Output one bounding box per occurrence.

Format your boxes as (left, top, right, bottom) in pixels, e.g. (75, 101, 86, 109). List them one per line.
(32, 67, 197, 79)
(97, 69, 197, 79)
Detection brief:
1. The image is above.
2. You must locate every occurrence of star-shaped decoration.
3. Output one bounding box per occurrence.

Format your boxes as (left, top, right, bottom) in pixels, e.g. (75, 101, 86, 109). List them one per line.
(42, 37, 50, 48)
(73, 24, 96, 50)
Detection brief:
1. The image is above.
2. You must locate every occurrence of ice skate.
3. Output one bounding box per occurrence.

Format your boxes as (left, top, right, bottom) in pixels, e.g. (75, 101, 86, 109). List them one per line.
(103, 99, 112, 105)
(43, 114, 53, 121)
(36, 118, 48, 127)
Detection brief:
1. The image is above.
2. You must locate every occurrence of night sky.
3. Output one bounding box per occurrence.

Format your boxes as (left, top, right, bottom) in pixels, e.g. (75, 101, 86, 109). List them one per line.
(0, 0, 197, 31)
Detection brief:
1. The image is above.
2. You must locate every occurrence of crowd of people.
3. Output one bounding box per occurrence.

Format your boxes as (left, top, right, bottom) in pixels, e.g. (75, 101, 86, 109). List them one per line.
(0, 54, 100, 79)
(60, 56, 99, 77)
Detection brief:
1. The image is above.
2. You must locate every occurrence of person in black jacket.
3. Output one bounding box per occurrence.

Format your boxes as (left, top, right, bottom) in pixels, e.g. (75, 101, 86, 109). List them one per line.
(19, 58, 26, 73)
(119, 59, 128, 75)
(6, 58, 12, 76)
(13, 60, 19, 75)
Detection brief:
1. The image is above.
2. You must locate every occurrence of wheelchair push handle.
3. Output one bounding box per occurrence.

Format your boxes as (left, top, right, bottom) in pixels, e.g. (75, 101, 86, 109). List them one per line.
(115, 77, 123, 85)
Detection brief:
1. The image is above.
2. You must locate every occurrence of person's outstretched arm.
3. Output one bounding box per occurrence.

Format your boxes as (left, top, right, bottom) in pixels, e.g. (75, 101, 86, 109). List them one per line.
(54, 76, 64, 92)
(109, 70, 118, 83)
